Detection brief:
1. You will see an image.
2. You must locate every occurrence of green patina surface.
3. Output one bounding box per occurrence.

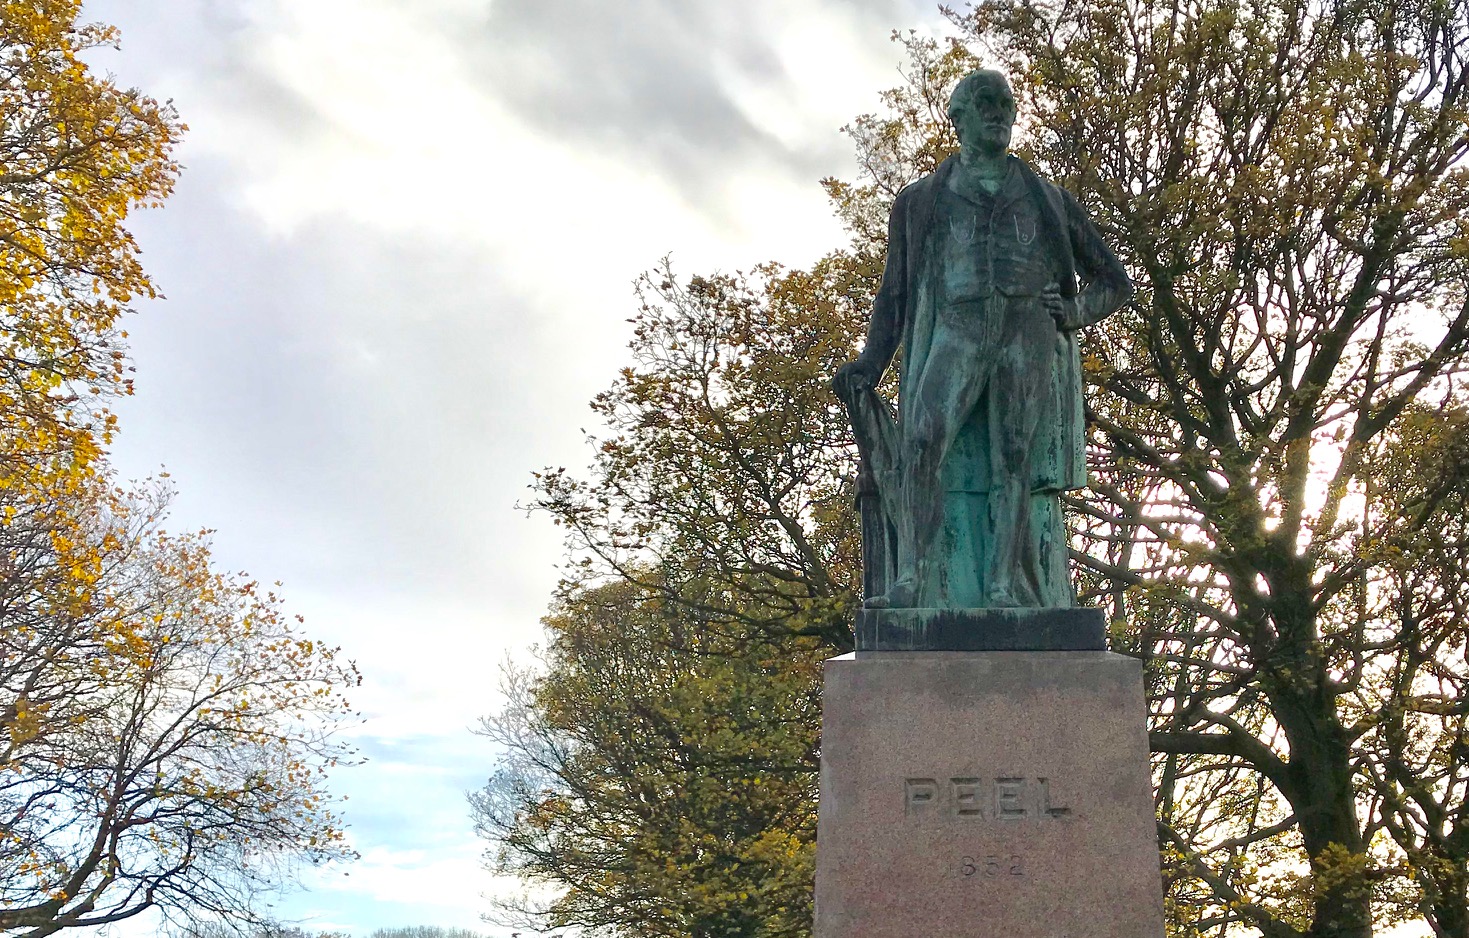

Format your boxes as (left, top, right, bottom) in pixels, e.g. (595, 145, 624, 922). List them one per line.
(834, 68, 1133, 610)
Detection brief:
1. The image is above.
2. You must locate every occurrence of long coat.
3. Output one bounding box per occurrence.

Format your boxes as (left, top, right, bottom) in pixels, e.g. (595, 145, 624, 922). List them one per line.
(859, 154, 1132, 493)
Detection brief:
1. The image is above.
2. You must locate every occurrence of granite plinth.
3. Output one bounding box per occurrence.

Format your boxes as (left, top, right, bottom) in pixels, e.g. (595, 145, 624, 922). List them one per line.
(813, 651, 1165, 938)
(855, 606, 1107, 652)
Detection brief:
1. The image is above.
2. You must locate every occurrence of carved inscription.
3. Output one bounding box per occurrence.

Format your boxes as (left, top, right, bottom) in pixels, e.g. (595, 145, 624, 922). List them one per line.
(904, 776, 1072, 820)
(961, 854, 1026, 877)
(906, 777, 939, 809)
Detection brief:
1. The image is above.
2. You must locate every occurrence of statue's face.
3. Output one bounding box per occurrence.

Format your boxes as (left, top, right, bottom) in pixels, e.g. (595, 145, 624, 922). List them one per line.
(952, 73, 1015, 155)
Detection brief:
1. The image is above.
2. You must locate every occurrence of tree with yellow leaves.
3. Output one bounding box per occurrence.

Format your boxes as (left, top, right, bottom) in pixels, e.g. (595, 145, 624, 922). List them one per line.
(0, 476, 360, 937)
(0, 3, 360, 934)
(474, 578, 822, 938)
(475, 263, 864, 936)
(0, 0, 181, 483)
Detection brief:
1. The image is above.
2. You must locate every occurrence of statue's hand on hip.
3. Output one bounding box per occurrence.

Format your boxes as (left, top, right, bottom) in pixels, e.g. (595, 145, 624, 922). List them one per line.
(1043, 285, 1081, 331)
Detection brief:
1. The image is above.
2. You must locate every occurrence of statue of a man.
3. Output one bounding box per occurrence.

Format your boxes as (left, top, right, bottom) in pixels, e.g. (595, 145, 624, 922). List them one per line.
(833, 69, 1132, 611)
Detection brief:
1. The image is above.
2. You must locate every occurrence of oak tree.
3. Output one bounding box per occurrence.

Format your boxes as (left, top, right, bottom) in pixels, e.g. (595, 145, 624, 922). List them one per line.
(474, 265, 854, 935)
(474, 578, 821, 937)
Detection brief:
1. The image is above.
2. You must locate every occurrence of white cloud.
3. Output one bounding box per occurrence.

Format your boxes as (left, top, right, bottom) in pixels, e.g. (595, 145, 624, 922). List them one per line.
(291, 844, 496, 933)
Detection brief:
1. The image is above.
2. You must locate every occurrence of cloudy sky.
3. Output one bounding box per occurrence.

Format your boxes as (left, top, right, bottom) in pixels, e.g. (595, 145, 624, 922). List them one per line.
(75, 0, 946, 934)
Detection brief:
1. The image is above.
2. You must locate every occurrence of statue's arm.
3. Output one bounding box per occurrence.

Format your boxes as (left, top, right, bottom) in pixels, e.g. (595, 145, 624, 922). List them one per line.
(1059, 187, 1133, 330)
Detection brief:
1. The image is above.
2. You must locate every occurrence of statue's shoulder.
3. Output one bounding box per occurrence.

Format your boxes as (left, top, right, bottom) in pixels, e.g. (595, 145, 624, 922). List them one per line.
(907, 166, 944, 191)
(893, 173, 933, 206)
(891, 158, 953, 215)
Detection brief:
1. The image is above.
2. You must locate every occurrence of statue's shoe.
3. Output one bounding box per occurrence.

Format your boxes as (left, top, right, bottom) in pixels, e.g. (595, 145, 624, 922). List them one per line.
(863, 577, 918, 609)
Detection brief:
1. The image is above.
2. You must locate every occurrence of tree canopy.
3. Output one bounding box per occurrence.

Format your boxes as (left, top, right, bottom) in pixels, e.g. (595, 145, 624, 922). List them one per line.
(0, 4, 359, 934)
(0, 477, 359, 937)
(0, 0, 181, 483)
(475, 577, 823, 937)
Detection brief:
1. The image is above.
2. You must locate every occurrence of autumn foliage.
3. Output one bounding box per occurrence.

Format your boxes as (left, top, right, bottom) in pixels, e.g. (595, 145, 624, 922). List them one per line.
(473, 263, 864, 935)
(0, 478, 359, 935)
(475, 579, 823, 936)
(0, 3, 359, 935)
(0, 0, 181, 480)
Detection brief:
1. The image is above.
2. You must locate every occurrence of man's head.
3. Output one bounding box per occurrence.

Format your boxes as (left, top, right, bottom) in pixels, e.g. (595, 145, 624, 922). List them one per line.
(948, 69, 1016, 155)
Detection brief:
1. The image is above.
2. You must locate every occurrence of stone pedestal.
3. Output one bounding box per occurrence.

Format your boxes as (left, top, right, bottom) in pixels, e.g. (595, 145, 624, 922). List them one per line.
(814, 651, 1165, 938)
(856, 607, 1107, 652)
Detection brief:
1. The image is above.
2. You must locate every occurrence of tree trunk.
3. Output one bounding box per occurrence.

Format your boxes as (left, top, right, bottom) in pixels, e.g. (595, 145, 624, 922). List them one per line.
(1426, 865, 1469, 938)
(1264, 564, 1372, 938)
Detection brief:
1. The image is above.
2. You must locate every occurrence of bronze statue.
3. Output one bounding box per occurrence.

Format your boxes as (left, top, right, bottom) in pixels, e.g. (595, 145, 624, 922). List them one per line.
(833, 69, 1132, 611)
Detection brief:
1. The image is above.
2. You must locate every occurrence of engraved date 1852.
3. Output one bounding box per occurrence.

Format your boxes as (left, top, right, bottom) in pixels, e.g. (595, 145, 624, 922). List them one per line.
(960, 854, 1025, 878)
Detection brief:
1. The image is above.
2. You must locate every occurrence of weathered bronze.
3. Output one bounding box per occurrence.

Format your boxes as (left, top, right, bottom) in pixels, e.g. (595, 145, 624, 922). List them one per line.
(834, 69, 1132, 611)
